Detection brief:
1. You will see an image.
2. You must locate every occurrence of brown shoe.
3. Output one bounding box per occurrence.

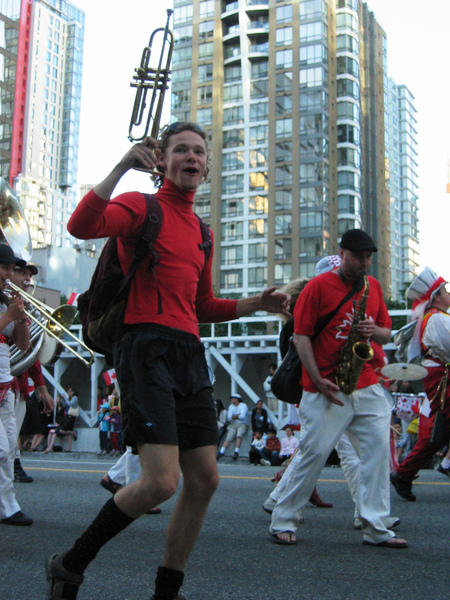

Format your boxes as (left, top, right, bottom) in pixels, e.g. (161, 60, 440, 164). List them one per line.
(100, 475, 122, 495)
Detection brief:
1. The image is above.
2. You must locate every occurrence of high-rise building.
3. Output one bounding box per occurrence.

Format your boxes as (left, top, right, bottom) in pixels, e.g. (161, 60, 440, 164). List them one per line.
(171, 0, 397, 299)
(387, 78, 419, 301)
(0, 0, 84, 249)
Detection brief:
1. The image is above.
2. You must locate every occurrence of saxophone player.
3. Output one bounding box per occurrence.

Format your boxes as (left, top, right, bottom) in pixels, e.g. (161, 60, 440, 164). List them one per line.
(269, 229, 409, 549)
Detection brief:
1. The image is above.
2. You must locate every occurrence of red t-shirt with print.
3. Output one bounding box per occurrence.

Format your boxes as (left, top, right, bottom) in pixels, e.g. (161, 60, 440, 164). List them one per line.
(293, 271, 391, 393)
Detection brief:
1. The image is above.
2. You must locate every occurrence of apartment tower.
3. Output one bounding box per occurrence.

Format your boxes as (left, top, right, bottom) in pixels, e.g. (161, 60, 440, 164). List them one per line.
(0, 0, 84, 249)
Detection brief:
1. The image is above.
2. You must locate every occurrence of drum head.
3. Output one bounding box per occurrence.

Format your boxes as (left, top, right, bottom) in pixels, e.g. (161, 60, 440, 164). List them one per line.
(39, 333, 62, 366)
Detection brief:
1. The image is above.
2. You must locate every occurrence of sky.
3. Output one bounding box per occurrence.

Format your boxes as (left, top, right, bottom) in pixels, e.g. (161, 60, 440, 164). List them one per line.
(73, 0, 450, 281)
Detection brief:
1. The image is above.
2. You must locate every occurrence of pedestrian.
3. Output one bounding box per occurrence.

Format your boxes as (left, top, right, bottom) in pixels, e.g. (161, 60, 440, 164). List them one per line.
(46, 122, 290, 600)
(268, 229, 408, 548)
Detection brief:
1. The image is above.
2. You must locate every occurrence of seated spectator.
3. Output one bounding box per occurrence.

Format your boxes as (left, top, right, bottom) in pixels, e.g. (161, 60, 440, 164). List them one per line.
(216, 399, 228, 448)
(249, 431, 266, 465)
(44, 387, 79, 453)
(279, 426, 299, 465)
(260, 428, 281, 466)
(251, 399, 269, 436)
(216, 394, 249, 461)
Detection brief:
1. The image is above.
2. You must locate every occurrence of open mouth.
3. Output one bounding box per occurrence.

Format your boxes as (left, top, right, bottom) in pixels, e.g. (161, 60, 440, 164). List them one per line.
(184, 167, 199, 175)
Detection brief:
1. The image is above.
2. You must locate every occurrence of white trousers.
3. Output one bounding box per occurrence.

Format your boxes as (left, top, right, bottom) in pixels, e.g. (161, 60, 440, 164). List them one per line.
(270, 384, 393, 544)
(335, 432, 361, 519)
(108, 447, 141, 486)
(14, 394, 27, 460)
(0, 390, 21, 519)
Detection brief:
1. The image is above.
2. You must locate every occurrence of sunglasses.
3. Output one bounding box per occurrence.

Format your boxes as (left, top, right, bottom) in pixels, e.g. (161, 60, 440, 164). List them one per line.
(166, 122, 205, 135)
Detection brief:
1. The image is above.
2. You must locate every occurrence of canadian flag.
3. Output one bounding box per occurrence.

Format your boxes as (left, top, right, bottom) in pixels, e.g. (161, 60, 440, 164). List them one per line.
(103, 368, 117, 386)
(67, 292, 80, 306)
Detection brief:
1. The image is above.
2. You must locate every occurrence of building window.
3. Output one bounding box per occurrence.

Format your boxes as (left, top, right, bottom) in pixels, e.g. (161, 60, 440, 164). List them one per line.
(276, 72, 293, 93)
(222, 150, 245, 171)
(275, 214, 292, 235)
(276, 118, 292, 139)
(275, 165, 292, 187)
(221, 245, 243, 265)
(199, 20, 214, 38)
(222, 221, 244, 241)
(248, 242, 267, 263)
(299, 237, 325, 258)
(251, 60, 269, 79)
(275, 142, 292, 163)
(223, 83, 243, 102)
(222, 174, 244, 194)
(198, 63, 213, 82)
(197, 107, 212, 126)
(276, 4, 292, 23)
(248, 267, 267, 287)
(222, 197, 244, 217)
(249, 219, 266, 238)
(300, 67, 326, 88)
(250, 102, 268, 122)
(225, 64, 242, 83)
(249, 125, 268, 145)
(197, 86, 212, 105)
(275, 190, 292, 211)
(276, 27, 292, 46)
(223, 128, 244, 147)
(249, 148, 268, 168)
(248, 195, 268, 215)
(275, 95, 292, 115)
(274, 263, 292, 285)
(199, 0, 215, 18)
(274, 238, 292, 260)
(300, 21, 327, 43)
(276, 49, 293, 69)
(249, 172, 269, 191)
(250, 79, 269, 99)
(221, 270, 243, 289)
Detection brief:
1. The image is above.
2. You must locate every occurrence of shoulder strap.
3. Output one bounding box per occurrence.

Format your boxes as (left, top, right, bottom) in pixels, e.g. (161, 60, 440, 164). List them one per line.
(195, 214, 212, 268)
(420, 308, 439, 356)
(116, 194, 163, 312)
(313, 277, 364, 340)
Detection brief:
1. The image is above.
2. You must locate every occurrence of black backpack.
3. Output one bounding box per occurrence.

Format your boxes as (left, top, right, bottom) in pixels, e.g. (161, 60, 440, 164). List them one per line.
(77, 193, 212, 361)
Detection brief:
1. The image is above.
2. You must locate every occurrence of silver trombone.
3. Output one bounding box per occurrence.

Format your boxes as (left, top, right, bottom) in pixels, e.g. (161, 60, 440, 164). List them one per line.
(6, 281, 94, 367)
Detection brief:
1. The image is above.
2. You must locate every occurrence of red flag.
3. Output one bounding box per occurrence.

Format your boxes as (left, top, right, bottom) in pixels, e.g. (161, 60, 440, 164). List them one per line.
(67, 292, 80, 306)
(103, 368, 117, 386)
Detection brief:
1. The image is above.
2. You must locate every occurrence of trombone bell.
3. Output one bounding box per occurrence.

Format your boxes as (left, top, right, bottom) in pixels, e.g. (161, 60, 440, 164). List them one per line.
(0, 177, 33, 262)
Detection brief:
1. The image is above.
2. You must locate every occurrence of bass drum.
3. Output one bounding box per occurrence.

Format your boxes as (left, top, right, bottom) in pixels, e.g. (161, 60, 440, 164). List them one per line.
(39, 332, 63, 367)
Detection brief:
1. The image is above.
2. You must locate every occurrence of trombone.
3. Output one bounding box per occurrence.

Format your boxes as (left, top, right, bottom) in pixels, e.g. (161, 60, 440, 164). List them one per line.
(6, 281, 95, 367)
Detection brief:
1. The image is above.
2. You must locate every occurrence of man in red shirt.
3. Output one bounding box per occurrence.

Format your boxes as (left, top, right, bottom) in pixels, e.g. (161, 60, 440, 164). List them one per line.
(269, 229, 408, 549)
(46, 122, 290, 600)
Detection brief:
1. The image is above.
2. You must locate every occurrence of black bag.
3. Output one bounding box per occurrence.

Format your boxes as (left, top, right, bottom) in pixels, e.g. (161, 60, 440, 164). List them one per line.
(270, 278, 364, 405)
(78, 194, 212, 361)
(270, 337, 302, 405)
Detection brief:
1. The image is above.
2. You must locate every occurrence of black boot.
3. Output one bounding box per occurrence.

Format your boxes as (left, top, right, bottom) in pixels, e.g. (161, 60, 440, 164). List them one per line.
(14, 459, 33, 483)
(390, 472, 416, 501)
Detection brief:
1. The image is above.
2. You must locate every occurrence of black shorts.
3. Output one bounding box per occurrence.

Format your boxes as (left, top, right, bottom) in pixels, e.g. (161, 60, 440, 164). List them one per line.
(113, 324, 218, 451)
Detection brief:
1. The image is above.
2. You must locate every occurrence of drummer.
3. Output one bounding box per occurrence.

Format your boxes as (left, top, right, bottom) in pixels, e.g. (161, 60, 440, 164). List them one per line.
(390, 267, 450, 501)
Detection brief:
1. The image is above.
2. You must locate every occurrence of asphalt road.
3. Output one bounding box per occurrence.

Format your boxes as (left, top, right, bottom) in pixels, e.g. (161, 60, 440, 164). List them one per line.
(1, 453, 449, 600)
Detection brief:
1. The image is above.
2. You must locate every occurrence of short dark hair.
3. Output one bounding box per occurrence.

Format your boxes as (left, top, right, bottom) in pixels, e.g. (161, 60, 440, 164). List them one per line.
(151, 121, 211, 188)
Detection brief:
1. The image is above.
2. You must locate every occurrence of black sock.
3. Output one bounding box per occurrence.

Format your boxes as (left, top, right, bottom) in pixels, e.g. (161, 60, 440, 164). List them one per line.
(153, 566, 184, 600)
(62, 497, 135, 574)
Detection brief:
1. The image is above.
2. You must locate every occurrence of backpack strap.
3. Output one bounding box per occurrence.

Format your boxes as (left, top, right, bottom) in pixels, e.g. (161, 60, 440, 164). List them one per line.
(420, 308, 441, 358)
(195, 214, 212, 268)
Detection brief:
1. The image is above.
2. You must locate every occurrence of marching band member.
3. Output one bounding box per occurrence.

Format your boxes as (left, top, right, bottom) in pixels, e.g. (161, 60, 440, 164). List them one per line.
(0, 245, 32, 526)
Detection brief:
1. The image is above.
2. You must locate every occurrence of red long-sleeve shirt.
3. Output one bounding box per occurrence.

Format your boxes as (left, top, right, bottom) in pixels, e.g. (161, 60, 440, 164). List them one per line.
(68, 179, 238, 340)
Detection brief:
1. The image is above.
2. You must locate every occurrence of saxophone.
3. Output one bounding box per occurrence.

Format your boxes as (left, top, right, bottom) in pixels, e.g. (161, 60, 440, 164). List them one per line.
(335, 276, 374, 395)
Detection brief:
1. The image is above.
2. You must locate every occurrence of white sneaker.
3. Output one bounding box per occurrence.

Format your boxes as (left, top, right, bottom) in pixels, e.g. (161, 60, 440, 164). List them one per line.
(383, 516, 401, 529)
(260, 458, 271, 466)
(263, 497, 277, 514)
